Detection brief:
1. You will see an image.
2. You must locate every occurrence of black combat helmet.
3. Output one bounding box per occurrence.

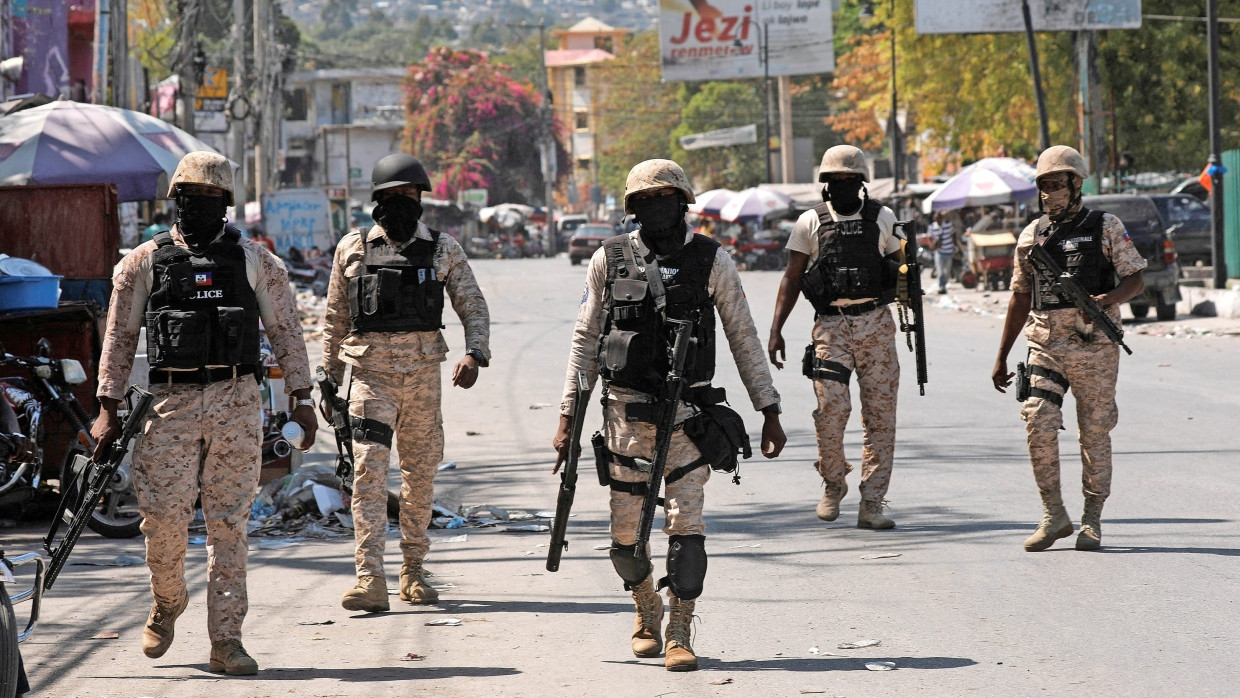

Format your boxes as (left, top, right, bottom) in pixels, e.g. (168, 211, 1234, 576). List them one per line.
(371, 154, 432, 200)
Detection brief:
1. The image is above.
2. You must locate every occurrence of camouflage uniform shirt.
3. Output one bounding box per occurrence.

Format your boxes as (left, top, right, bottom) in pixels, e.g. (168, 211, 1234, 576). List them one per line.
(322, 222, 491, 383)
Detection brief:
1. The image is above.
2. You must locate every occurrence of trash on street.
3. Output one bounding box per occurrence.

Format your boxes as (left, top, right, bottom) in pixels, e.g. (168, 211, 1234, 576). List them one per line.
(865, 661, 896, 671)
(838, 639, 881, 649)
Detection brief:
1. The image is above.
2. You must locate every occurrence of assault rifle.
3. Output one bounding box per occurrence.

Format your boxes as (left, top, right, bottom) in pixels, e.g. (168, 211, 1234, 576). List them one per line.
(633, 318, 695, 558)
(1028, 242, 1132, 355)
(546, 370, 591, 572)
(895, 221, 928, 395)
(316, 367, 355, 493)
(43, 385, 153, 590)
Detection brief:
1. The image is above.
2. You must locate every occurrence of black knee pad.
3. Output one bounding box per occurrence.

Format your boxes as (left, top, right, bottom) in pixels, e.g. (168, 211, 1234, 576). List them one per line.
(609, 541, 652, 590)
(658, 534, 707, 600)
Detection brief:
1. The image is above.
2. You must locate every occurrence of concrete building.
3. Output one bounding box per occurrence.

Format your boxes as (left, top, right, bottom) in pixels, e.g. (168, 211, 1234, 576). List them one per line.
(280, 67, 407, 200)
(545, 17, 628, 213)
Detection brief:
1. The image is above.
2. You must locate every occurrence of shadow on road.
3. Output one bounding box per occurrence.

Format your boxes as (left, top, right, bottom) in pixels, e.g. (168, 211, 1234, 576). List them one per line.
(603, 656, 978, 671)
(87, 664, 521, 681)
(1097, 546, 1240, 556)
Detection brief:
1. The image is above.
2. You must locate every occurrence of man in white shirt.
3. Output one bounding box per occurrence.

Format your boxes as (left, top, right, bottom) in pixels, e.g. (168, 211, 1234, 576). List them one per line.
(768, 145, 903, 529)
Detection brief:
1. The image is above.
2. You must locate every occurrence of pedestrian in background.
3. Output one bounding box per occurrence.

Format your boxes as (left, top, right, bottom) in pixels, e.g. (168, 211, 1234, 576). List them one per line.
(91, 151, 317, 675)
(932, 211, 956, 294)
(991, 146, 1146, 552)
(140, 211, 170, 244)
(322, 154, 490, 613)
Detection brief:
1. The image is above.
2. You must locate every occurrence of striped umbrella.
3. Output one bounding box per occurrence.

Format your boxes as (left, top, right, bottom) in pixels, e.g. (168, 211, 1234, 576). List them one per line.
(921, 157, 1038, 213)
(718, 187, 792, 223)
(0, 101, 226, 202)
(687, 188, 736, 219)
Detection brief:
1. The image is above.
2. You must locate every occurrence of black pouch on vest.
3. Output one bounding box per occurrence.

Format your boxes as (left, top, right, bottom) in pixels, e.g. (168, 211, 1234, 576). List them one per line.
(377, 268, 403, 301)
(601, 330, 640, 372)
(684, 404, 752, 473)
(147, 310, 212, 368)
(592, 430, 611, 486)
(212, 307, 246, 365)
(164, 261, 196, 301)
(624, 401, 662, 423)
(353, 275, 380, 315)
(801, 268, 832, 308)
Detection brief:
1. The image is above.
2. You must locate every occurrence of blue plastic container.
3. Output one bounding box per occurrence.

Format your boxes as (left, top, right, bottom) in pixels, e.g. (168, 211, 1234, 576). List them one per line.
(0, 275, 63, 312)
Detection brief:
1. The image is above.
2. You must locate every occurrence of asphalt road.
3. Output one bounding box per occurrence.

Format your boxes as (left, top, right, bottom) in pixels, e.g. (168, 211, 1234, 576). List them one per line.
(5, 256, 1239, 698)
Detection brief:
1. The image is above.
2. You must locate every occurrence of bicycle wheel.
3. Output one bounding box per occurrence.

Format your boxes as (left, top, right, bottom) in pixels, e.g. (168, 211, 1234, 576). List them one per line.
(0, 580, 18, 698)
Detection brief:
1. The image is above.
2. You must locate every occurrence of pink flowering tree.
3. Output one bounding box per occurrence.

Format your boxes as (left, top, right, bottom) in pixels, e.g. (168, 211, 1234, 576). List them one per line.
(402, 47, 567, 204)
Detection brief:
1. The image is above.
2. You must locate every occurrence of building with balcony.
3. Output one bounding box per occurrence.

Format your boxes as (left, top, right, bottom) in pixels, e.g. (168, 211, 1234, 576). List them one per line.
(545, 17, 628, 213)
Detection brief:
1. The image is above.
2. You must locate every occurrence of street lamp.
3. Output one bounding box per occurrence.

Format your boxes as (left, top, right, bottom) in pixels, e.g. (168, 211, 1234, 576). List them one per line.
(735, 18, 773, 184)
(860, 1, 900, 193)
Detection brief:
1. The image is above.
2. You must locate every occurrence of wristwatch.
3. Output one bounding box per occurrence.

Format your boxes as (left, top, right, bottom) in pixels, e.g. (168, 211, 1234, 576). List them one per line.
(295, 398, 314, 408)
(761, 402, 781, 415)
(466, 348, 486, 365)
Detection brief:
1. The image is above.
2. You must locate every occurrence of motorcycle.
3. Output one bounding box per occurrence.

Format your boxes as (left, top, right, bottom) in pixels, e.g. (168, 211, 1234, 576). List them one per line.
(0, 339, 143, 539)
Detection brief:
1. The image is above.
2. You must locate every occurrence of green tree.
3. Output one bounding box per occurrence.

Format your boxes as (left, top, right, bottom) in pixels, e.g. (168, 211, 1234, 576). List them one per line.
(670, 82, 767, 190)
(594, 32, 681, 198)
(1097, 0, 1240, 172)
(319, 0, 357, 39)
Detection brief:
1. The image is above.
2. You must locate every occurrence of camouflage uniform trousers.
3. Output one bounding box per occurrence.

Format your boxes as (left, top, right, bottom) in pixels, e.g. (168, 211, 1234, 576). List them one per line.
(349, 362, 444, 578)
(604, 399, 709, 562)
(131, 376, 261, 644)
(1021, 340, 1119, 499)
(810, 307, 899, 502)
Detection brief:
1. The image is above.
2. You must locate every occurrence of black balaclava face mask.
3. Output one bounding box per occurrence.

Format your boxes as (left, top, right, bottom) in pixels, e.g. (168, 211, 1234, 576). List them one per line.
(822, 177, 865, 216)
(176, 192, 227, 249)
(373, 194, 424, 243)
(632, 192, 687, 257)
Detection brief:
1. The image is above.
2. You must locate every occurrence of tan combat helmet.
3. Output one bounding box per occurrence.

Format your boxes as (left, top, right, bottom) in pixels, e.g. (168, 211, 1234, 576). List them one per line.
(167, 151, 234, 205)
(818, 145, 870, 182)
(624, 159, 696, 212)
(1035, 145, 1088, 182)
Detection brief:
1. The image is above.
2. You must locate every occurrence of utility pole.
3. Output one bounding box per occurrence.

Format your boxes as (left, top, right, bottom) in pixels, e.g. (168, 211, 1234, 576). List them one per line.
(888, 0, 899, 194)
(778, 76, 794, 184)
(1021, 0, 1051, 151)
(537, 20, 557, 251)
(253, 0, 268, 200)
(762, 22, 773, 184)
(231, 0, 248, 222)
(92, 0, 110, 102)
(1206, 0, 1228, 287)
(110, 0, 128, 107)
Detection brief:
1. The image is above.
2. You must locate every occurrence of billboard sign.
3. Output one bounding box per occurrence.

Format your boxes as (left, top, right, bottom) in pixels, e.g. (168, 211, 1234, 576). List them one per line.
(915, 0, 1141, 34)
(659, 0, 835, 83)
(679, 123, 758, 150)
(13, 0, 69, 97)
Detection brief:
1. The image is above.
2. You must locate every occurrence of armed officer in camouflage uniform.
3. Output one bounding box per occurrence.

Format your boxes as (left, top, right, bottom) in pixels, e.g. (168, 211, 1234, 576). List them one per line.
(91, 151, 317, 675)
(768, 145, 903, 529)
(992, 146, 1146, 552)
(322, 154, 491, 612)
(553, 159, 786, 671)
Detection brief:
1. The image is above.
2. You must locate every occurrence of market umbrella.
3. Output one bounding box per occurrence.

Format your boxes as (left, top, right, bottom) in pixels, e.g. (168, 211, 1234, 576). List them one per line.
(687, 188, 735, 219)
(478, 203, 533, 228)
(0, 100, 226, 202)
(921, 157, 1038, 213)
(718, 187, 792, 223)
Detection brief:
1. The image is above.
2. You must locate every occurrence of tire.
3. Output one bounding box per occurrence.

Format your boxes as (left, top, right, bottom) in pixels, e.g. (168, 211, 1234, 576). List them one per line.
(1, 581, 18, 698)
(1129, 302, 1150, 319)
(570, 257, 581, 266)
(61, 442, 144, 539)
(1156, 299, 1177, 321)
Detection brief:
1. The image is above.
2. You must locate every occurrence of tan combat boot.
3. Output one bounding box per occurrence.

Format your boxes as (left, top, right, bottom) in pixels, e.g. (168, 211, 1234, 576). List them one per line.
(663, 596, 698, 671)
(209, 639, 259, 675)
(630, 578, 664, 658)
(341, 575, 390, 612)
(857, 499, 895, 529)
(140, 592, 189, 658)
(399, 561, 439, 605)
(1075, 495, 1104, 551)
(816, 479, 848, 522)
(1024, 490, 1073, 552)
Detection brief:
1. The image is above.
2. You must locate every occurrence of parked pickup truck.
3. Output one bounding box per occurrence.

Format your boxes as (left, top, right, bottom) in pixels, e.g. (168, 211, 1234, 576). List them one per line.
(1081, 195, 1181, 321)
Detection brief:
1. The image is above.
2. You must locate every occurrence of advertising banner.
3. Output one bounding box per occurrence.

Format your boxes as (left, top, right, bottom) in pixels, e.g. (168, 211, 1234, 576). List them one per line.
(261, 188, 334, 256)
(679, 123, 758, 150)
(12, 0, 69, 97)
(915, 0, 1141, 34)
(659, 0, 834, 83)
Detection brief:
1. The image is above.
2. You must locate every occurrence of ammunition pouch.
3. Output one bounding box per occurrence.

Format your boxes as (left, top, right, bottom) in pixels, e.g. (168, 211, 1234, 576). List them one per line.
(146, 306, 253, 370)
(682, 404, 751, 478)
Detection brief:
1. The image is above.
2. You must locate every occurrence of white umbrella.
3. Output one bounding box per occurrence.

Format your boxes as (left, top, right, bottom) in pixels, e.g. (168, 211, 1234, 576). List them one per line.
(478, 203, 532, 228)
(687, 188, 735, 218)
(921, 157, 1038, 213)
(718, 187, 792, 223)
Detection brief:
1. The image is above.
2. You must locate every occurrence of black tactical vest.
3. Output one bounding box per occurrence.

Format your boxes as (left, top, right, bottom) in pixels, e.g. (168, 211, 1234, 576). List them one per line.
(598, 233, 718, 397)
(1032, 209, 1117, 311)
(347, 226, 445, 333)
(145, 227, 261, 370)
(800, 199, 895, 313)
